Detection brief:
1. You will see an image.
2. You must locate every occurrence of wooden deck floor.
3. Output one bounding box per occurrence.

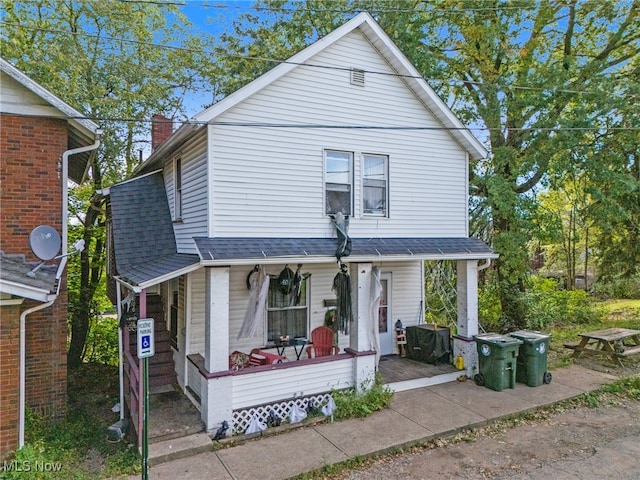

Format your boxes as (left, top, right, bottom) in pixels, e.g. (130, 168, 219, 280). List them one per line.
(378, 354, 457, 383)
(148, 387, 204, 442)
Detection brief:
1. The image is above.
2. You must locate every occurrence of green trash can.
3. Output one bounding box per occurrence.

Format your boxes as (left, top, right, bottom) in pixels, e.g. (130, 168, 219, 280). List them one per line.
(509, 330, 552, 387)
(474, 333, 522, 391)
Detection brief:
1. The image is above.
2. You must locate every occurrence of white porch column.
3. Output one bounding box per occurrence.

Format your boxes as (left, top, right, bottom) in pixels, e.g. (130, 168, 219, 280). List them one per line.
(454, 260, 479, 378)
(201, 266, 232, 431)
(350, 263, 376, 392)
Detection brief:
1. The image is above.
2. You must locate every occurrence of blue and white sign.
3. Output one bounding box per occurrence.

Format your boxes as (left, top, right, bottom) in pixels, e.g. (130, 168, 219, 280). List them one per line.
(137, 318, 155, 358)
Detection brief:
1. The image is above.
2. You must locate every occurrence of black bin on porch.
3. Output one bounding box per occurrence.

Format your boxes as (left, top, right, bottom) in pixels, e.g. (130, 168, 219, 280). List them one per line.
(405, 324, 451, 365)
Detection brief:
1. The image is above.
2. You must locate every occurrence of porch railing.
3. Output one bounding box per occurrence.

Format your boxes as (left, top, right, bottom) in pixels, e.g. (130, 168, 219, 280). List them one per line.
(123, 327, 142, 446)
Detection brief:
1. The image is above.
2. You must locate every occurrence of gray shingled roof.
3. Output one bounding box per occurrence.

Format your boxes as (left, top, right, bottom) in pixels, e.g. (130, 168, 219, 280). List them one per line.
(109, 172, 199, 286)
(0, 251, 58, 299)
(194, 237, 494, 262)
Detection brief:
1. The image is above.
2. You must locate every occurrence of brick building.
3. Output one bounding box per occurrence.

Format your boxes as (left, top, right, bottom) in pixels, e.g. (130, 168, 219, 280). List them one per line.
(0, 58, 99, 458)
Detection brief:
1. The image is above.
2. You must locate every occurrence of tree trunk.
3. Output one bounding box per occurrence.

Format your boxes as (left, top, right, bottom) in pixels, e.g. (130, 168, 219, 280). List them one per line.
(67, 196, 105, 370)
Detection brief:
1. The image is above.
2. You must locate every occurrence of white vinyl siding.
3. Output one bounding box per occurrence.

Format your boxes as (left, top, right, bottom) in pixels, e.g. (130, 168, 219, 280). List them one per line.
(208, 29, 468, 239)
(231, 357, 354, 409)
(0, 73, 65, 117)
(188, 268, 206, 355)
(164, 129, 208, 253)
(186, 262, 420, 366)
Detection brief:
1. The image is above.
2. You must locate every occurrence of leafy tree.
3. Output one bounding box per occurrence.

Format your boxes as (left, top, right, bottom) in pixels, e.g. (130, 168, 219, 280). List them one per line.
(1, 0, 213, 368)
(212, 0, 639, 327)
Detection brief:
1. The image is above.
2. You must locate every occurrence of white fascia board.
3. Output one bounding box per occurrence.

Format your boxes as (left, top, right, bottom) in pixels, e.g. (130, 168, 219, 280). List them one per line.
(193, 12, 377, 123)
(133, 123, 201, 175)
(114, 262, 202, 292)
(191, 12, 487, 161)
(357, 21, 488, 161)
(199, 252, 498, 267)
(0, 280, 57, 303)
(0, 58, 99, 137)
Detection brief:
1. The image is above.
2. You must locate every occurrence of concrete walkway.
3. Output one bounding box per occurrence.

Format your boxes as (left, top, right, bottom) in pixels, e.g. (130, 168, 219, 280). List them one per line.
(118, 365, 616, 480)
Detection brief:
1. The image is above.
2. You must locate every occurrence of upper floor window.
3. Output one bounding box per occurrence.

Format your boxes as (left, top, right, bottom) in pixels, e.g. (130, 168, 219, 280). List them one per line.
(363, 154, 388, 216)
(325, 150, 353, 216)
(174, 156, 182, 220)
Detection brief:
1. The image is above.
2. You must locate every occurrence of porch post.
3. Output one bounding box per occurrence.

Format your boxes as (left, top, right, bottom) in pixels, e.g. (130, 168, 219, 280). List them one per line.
(201, 266, 233, 431)
(454, 260, 479, 378)
(350, 263, 376, 392)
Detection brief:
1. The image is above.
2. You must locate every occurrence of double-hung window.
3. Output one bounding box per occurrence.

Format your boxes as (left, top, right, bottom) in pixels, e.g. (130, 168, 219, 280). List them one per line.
(362, 154, 388, 216)
(266, 275, 309, 343)
(325, 150, 353, 216)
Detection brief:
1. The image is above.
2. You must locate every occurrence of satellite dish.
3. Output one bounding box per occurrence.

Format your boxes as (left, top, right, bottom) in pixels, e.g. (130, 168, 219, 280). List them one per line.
(29, 225, 61, 261)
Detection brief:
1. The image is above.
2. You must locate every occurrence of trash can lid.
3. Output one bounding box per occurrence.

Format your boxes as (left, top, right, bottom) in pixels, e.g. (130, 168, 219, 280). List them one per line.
(474, 333, 523, 346)
(509, 330, 551, 342)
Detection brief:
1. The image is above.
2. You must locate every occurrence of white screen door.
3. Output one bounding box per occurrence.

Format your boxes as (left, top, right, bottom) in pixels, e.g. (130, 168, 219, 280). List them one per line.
(378, 274, 393, 355)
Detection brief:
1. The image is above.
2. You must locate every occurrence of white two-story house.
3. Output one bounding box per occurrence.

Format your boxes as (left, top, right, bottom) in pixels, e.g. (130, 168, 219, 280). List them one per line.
(106, 12, 495, 439)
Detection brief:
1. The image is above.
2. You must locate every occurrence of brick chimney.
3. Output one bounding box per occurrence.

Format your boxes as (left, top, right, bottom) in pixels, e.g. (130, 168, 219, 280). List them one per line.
(151, 114, 173, 151)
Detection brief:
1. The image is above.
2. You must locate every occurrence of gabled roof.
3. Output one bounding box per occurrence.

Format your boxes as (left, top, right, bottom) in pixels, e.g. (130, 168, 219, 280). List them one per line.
(194, 11, 486, 160)
(194, 237, 496, 266)
(136, 11, 486, 175)
(0, 57, 100, 183)
(109, 171, 199, 289)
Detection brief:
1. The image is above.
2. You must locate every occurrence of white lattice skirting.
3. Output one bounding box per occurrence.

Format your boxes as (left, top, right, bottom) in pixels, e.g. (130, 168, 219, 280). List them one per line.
(232, 392, 333, 435)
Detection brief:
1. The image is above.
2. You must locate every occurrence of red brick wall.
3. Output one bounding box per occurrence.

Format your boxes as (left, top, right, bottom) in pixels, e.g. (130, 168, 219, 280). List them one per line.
(0, 113, 69, 456)
(0, 304, 20, 459)
(0, 114, 66, 259)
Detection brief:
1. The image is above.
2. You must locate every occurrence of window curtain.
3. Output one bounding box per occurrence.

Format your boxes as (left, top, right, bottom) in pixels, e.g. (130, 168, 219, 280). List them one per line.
(238, 265, 270, 339)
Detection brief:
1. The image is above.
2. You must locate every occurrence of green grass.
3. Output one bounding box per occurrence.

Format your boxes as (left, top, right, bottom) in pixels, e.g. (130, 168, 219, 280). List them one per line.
(546, 298, 640, 369)
(2, 364, 140, 480)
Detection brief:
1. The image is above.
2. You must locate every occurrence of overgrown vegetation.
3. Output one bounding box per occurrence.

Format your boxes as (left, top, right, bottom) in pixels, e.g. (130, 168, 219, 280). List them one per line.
(332, 374, 394, 420)
(1, 364, 139, 480)
(479, 275, 604, 333)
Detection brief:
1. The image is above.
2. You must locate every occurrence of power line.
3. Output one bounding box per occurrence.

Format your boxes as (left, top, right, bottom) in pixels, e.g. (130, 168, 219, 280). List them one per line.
(63, 115, 640, 131)
(115, 0, 588, 14)
(2, 21, 633, 98)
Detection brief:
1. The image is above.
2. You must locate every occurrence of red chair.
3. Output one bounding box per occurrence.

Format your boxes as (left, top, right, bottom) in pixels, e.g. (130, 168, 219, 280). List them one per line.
(306, 326, 339, 358)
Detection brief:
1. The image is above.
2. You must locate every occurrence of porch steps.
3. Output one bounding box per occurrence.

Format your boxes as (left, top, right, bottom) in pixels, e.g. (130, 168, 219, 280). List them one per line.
(128, 316, 177, 387)
(148, 432, 213, 466)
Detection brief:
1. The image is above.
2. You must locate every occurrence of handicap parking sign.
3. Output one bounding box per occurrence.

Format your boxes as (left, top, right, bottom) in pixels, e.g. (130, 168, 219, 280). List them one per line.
(137, 319, 155, 358)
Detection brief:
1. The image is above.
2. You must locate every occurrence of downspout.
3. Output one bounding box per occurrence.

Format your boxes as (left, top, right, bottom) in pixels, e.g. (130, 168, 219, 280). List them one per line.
(478, 258, 491, 271)
(116, 282, 124, 421)
(61, 131, 102, 255)
(19, 300, 54, 448)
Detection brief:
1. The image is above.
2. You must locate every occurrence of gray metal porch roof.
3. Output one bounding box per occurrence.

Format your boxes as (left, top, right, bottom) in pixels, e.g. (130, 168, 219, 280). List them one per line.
(194, 237, 495, 265)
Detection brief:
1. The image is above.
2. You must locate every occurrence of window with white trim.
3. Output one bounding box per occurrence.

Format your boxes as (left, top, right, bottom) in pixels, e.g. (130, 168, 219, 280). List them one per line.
(362, 154, 388, 216)
(325, 150, 353, 216)
(174, 156, 182, 220)
(266, 273, 309, 343)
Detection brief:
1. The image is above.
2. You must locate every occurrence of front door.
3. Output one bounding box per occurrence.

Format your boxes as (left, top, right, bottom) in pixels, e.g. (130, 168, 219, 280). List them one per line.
(378, 273, 393, 355)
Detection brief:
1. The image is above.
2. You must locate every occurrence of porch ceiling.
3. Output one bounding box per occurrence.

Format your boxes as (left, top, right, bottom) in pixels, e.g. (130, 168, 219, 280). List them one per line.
(194, 237, 496, 265)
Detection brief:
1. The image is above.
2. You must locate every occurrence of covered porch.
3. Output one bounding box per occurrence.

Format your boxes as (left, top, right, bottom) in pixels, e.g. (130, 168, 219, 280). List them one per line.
(112, 239, 495, 441)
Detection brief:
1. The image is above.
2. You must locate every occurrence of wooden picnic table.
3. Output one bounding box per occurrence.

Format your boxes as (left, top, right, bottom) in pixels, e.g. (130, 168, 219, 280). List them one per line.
(568, 328, 640, 366)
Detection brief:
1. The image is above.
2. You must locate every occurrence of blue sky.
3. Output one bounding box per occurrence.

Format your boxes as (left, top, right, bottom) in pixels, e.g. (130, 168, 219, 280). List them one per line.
(180, 0, 257, 37)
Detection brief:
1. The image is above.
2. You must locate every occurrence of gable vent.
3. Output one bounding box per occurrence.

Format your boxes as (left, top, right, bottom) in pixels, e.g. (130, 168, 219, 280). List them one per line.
(350, 68, 365, 87)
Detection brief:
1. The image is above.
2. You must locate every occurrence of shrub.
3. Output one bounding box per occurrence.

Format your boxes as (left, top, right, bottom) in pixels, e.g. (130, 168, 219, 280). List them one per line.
(591, 276, 640, 299)
(82, 315, 119, 366)
(523, 276, 602, 330)
(478, 282, 502, 332)
(332, 373, 394, 420)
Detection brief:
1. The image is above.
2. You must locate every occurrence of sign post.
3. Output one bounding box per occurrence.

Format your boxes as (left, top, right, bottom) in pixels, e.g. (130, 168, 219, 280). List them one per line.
(137, 319, 154, 480)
